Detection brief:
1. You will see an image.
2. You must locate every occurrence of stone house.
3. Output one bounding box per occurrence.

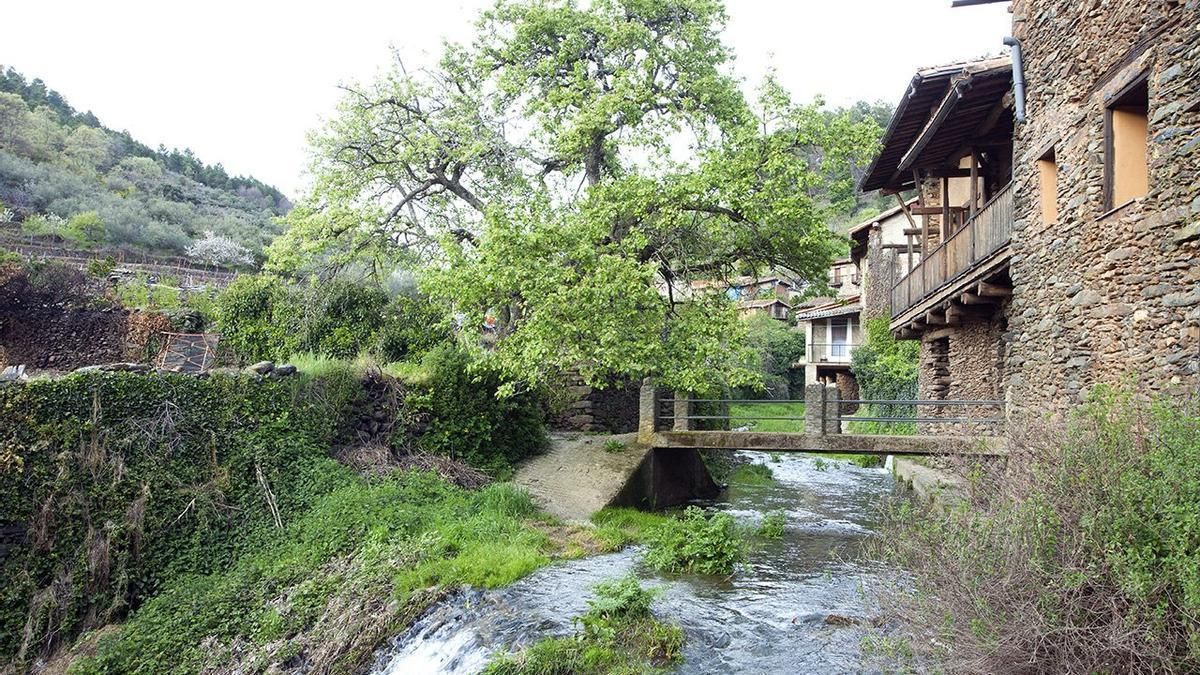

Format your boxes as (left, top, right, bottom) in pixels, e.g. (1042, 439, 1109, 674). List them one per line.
(859, 0, 1200, 422)
(860, 55, 1017, 408)
(688, 274, 797, 321)
(795, 202, 919, 396)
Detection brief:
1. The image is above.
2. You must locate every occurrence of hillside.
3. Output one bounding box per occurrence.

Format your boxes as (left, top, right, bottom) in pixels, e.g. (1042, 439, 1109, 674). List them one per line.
(0, 66, 290, 264)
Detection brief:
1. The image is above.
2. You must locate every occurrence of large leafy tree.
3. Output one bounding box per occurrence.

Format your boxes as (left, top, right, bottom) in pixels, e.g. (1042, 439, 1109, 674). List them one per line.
(273, 0, 879, 392)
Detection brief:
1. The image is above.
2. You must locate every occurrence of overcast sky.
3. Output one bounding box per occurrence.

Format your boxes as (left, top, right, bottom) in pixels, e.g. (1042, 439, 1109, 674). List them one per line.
(3, 0, 1010, 198)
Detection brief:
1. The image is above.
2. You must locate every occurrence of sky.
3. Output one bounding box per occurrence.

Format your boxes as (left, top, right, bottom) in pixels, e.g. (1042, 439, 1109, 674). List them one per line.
(3, 1, 1011, 198)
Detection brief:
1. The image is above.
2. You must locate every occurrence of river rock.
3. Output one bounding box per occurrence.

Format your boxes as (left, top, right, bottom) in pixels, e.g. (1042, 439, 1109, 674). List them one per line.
(274, 363, 297, 376)
(246, 361, 275, 375)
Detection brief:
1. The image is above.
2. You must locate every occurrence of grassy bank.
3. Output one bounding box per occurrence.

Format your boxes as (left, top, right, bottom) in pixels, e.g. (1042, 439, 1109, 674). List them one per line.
(65, 474, 602, 674)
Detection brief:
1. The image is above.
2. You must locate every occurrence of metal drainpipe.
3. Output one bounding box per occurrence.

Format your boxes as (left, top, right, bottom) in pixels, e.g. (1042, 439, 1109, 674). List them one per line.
(1004, 36, 1027, 123)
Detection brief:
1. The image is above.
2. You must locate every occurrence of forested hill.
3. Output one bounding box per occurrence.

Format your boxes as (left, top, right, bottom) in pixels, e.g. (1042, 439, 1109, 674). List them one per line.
(0, 66, 290, 265)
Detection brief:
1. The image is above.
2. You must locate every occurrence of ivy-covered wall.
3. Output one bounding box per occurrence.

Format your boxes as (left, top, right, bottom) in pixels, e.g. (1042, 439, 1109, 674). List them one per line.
(0, 370, 363, 666)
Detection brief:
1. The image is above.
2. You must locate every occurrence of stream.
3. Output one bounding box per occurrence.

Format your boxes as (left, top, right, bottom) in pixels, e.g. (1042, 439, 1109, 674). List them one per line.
(368, 451, 899, 674)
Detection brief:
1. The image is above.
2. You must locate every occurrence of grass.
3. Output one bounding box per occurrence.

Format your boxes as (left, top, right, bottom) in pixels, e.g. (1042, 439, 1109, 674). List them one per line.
(727, 401, 805, 432)
(483, 575, 683, 675)
(641, 506, 746, 576)
(69, 473, 603, 675)
(603, 439, 626, 453)
(728, 462, 774, 485)
(758, 511, 786, 539)
(591, 508, 674, 550)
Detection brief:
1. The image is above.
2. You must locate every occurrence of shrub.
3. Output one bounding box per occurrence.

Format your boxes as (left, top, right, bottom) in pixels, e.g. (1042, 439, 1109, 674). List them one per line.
(758, 511, 786, 539)
(741, 313, 805, 398)
(63, 210, 105, 247)
(874, 388, 1200, 672)
(850, 317, 919, 434)
(643, 506, 745, 576)
(214, 274, 295, 362)
(375, 294, 451, 362)
(729, 462, 774, 485)
(408, 345, 547, 476)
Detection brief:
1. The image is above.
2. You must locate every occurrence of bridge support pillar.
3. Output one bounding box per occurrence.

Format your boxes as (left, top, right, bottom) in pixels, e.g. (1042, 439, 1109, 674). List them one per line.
(804, 384, 842, 435)
(638, 378, 659, 445)
(672, 391, 693, 431)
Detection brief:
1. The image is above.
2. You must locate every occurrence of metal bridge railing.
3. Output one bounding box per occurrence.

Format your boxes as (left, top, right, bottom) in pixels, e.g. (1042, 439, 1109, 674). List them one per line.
(641, 383, 1006, 438)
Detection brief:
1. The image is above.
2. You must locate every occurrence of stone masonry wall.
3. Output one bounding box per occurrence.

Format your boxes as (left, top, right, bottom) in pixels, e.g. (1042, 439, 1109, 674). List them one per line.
(550, 374, 641, 434)
(1006, 0, 1200, 424)
(862, 226, 899, 320)
(917, 309, 1007, 435)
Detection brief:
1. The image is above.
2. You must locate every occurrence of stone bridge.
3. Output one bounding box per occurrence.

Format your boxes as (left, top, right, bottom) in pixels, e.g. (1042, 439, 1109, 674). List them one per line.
(636, 382, 1007, 457)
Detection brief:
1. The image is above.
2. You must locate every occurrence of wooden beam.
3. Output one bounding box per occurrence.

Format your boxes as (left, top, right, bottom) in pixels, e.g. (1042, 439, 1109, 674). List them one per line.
(908, 205, 968, 216)
(923, 167, 973, 178)
(925, 309, 947, 325)
(897, 328, 919, 340)
(969, 151, 979, 220)
(960, 292, 995, 305)
(977, 280, 1012, 297)
(941, 176, 951, 240)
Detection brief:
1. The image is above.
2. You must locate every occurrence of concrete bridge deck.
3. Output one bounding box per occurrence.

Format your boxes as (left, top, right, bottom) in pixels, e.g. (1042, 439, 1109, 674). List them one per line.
(649, 430, 1006, 456)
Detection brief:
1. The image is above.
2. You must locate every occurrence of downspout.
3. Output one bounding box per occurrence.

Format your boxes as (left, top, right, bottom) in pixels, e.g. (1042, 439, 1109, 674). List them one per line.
(1004, 36, 1027, 122)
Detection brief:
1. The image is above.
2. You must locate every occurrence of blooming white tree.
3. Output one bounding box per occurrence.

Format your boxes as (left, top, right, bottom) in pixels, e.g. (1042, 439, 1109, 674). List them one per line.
(185, 231, 253, 267)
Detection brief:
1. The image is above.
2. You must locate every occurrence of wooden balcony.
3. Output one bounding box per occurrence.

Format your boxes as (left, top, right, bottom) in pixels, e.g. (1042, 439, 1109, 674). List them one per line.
(890, 182, 1013, 328)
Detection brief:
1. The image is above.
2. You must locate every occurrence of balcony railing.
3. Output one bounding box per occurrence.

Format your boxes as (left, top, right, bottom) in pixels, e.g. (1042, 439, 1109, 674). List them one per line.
(890, 182, 1013, 319)
(804, 341, 862, 364)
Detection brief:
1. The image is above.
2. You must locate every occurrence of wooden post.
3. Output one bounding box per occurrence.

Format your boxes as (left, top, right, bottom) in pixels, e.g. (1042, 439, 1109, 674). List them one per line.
(969, 150, 981, 220)
(941, 176, 951, 239)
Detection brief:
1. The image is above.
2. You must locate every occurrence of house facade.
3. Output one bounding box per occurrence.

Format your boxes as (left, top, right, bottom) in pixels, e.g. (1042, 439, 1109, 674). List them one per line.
(795, 204, 917, 392)
(998, 0, 1199, 422)
(860, 55, 1015, 408)
(689, 275, 796, 322)
(859, 0, 1199, 423)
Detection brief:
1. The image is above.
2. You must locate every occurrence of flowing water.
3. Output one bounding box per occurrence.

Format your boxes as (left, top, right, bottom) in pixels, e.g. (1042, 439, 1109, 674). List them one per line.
(369, 451, 899, 674)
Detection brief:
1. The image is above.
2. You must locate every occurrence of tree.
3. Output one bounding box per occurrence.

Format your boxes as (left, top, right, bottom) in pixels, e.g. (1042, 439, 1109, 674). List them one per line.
(277, 0, 879, 393)
(186, 230, 253, 267)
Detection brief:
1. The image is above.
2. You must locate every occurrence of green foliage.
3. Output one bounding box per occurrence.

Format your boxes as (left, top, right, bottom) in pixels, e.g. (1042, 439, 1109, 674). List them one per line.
(215, 274, 449, 365)
(590, 508, 674, 551)
(408, 345, 547, 476)
(602, 439, 626, 454)
(727, 401, 805, 432)
(741, 313, 806, 397)
(112, 275, 182, 310)
(282, 0, 879, 394)
(758, 511, 786, 539)
(849, 317, 919, 434)
(643, 506, 745, 576)
(63, 210, 105, 247)
(214, 275, 293, 362)
(729, 463, 774, 485)
(69, 475, 558, 675)
(0, 66, 288, 257)
(0, 368, 364, 668)
(877, 388, 1200, 671)
(375, 295, 451, 362)
(483, 575, 683, 675)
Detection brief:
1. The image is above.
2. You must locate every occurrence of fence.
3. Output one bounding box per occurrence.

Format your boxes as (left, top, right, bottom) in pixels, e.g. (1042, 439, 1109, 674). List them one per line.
(645, 384, 1005, 436)
(804, 341, 862, 364)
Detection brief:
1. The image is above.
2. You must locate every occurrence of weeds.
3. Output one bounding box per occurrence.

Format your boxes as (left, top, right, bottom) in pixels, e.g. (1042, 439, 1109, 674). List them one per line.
(643, 506, 745, 576)
(483, 574, 683, 675)
(728, 463, 774, 485)
(872, 388, 1200, 673)
(602, 439, 626, 453)
(757, 511, 786, 539)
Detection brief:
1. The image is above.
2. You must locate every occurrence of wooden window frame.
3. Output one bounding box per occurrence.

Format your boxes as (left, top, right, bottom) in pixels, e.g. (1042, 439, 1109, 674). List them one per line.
(1102, 72, 1150, 211)
(1037, 147, 1058, 226)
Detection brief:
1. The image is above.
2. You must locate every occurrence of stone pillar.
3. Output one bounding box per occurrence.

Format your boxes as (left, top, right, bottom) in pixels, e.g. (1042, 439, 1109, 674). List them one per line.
(804, 384, 825, 435)
(672, 391, 693, 431)
(824, 384, 842, 435)
(637, 378, 659, 444)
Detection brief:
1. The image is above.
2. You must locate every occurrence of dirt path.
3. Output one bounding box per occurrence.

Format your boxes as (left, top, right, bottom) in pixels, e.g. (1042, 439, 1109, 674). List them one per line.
(513, 432, 650, 522)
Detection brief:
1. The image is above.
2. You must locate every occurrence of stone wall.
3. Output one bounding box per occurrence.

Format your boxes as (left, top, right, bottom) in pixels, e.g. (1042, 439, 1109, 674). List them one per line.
(916, 308, 1007, 435)
(1006, 0, 1200, 423)
(862, 226, 899, 320)
(549, 374, 641, 434)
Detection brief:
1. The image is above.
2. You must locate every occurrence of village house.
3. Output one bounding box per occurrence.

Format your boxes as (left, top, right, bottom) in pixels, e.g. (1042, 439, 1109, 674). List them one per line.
(688, 275, 796, 321)
(795, 202, 918, 394)
(861, 0, 1200, 423)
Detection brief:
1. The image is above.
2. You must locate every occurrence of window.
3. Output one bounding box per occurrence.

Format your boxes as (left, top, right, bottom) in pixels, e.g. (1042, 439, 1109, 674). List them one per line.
(1037, 149, 1058, 224)
(1104, 76, 1149, 209)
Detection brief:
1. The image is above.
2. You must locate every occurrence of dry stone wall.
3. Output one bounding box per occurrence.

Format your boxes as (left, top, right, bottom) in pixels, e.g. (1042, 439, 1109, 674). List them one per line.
(1006, 0, 1200, 423)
